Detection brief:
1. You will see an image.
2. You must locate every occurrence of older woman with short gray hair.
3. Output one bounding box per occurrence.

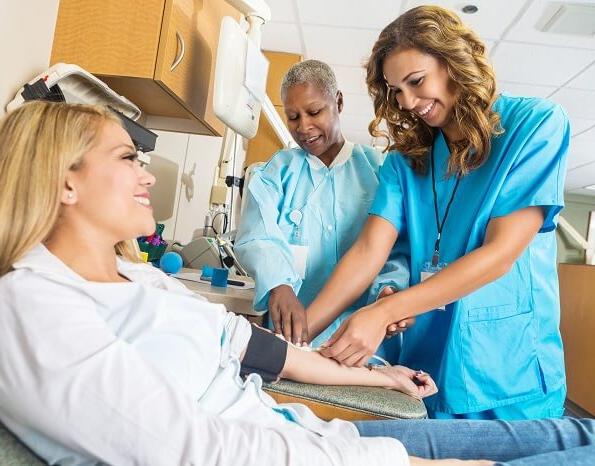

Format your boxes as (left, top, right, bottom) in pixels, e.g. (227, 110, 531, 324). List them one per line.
(236, 59, 409, 358)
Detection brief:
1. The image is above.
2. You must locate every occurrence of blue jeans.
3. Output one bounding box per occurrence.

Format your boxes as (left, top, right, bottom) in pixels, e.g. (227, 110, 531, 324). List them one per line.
(355, 417, 595, 465)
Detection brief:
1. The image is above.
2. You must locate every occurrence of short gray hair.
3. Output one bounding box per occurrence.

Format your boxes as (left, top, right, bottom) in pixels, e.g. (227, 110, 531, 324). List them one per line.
(280, 59, 338, 102)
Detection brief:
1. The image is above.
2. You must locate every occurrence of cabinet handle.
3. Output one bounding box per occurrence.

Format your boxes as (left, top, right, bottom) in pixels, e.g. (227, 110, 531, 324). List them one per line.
(170, 31, 185, 72)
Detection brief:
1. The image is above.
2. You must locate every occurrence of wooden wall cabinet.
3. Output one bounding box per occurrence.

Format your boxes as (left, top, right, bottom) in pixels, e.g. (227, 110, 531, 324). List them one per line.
(51, 0, 239, 136)
(244, 50, 301, 167)
(558, 263, 595, 415)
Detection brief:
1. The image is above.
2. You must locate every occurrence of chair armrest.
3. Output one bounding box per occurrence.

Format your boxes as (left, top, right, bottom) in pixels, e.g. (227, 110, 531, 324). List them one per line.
(0, 422, 46, 466)
(263, 380, 427, 421)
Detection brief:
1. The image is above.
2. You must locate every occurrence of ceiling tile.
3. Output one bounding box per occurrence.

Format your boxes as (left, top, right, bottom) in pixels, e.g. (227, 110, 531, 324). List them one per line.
(505, 1, 595, 50)
(266, 0, 297, 22)
(567, 126, 595, 170)
(568, 125, 595, 171)
(297, 0, 405, 29)
(566, 162, 595, 190)
(567, 61, 595, 90)
(498, 81, 557, 98)
(333, 65, 367, 95)
(491, 42, 595, 86)
(550, 88, 595, 120)
(302, 25, 379, 66)
(571, 118, 595, 137)
(261, 22, 303, 54)
(404, 0, 527, 40)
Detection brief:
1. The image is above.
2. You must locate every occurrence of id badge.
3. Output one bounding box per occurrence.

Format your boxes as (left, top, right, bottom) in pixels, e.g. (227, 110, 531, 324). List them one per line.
(289, 244, 308, 279)
(421, 261, 447, 311)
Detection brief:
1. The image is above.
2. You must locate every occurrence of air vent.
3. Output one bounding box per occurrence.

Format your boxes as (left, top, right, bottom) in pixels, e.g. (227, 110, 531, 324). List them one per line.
(537, 1, 595, 36)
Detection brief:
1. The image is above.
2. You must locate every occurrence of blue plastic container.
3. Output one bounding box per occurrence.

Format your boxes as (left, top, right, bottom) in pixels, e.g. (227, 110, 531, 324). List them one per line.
(211, 268, 229, 287)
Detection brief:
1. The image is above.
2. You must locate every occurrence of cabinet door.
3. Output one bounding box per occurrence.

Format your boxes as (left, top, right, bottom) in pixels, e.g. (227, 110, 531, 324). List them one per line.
(51, 0, 165, 78)
(155, 0, 239, 136)
(154, 0, 205, 117)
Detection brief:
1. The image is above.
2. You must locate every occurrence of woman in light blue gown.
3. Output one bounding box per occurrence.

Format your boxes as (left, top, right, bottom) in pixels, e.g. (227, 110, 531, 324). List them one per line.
(236, 59, 408, 354)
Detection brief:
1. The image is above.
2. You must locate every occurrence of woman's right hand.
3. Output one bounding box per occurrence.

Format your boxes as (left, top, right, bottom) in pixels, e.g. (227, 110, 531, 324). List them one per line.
(377, 286, 416, 337)
(269, 285, 309, 345)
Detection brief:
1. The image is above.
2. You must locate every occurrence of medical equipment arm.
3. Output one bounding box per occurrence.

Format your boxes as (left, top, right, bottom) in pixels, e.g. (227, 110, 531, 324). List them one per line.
(307, 215, 398, 339)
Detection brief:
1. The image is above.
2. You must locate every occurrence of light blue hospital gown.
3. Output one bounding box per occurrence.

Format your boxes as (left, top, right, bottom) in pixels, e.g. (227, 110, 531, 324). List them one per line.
(236, 141, 409, 353)
(370, 94, 570, 418)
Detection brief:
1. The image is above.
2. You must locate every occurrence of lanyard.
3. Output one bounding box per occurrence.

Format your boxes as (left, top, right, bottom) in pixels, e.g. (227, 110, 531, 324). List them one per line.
(430, 144, 461, 266)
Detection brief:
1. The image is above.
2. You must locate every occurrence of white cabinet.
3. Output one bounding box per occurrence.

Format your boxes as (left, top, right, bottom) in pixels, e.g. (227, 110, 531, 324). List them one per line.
(146, 130, 189, 240)
(174, 134, 223, 244)
(146, 130, 246, 245)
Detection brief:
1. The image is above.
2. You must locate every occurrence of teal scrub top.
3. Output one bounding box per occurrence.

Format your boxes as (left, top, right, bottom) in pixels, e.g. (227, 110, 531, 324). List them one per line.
(236, 142, 409, 350)
(370, 94, 570, 414)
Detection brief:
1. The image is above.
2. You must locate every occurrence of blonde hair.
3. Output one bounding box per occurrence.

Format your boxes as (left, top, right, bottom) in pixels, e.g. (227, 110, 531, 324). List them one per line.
(0, 101, 140, 276)
(366, 5, 502, 175)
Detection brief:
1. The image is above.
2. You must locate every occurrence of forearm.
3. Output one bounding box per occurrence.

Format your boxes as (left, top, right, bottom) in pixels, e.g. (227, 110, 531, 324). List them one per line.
(281, 344, 391, 387)
(376, 241, 515, 323)
(370, 207, 545, 327)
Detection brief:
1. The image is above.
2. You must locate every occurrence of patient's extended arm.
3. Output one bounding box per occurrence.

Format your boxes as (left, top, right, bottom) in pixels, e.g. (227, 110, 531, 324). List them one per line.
(281, 343, 436, 400)
(240, 325, 436, 399)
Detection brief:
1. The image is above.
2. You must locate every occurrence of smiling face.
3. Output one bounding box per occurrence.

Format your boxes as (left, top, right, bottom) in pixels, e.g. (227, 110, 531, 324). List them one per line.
(283, 82, 344, 162)
(65, 121, 156, 243)
(383, 47, 460, 136)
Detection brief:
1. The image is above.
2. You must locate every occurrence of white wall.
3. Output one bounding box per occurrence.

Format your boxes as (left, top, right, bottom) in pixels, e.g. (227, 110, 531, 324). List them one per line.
(0, 0, 60, 116)
(147, 130, 246, 244)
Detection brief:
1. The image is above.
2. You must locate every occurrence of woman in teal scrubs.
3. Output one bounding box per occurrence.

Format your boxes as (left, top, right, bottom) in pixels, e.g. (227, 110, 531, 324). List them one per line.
(306, 6, 570, 420)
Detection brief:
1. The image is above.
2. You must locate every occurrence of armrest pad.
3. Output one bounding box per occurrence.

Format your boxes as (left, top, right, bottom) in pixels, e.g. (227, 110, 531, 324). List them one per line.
(0, 422, 45, 466)
(263, 379, 427, 421)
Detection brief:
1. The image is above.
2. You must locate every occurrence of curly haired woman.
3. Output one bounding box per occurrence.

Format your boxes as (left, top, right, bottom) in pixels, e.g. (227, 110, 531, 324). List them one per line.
(307, 5, 570, 420)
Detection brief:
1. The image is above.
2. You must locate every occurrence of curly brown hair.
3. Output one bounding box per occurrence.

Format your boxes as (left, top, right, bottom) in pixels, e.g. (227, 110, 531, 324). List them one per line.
(366, 5, 502, 175)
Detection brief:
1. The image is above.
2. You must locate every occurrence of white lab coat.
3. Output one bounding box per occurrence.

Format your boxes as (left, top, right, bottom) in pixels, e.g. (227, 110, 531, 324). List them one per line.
(0, 245, 407, 466)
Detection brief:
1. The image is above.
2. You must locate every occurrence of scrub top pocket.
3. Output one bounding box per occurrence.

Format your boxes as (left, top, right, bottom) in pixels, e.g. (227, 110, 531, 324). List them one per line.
(461, 304, 543, 410)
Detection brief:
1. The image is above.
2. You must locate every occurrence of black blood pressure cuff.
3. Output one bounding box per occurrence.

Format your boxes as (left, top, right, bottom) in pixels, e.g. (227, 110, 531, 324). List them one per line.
(240, 326, 288, 382)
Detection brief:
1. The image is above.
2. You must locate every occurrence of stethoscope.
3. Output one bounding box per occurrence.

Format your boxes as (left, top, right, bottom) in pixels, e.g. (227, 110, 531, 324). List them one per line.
(288, 171, 331, 241)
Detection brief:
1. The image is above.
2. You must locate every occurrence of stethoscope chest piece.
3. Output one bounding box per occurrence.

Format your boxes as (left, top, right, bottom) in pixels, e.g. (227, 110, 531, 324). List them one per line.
(289, 209, 303, 226)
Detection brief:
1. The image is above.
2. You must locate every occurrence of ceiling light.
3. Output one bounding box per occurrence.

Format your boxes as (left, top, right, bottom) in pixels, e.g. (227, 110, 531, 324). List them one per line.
(461, 4, 479, 14)
(537, 2, 595, 36)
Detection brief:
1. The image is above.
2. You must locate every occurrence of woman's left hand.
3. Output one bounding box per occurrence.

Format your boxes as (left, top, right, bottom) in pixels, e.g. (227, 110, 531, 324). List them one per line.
(318, 305, 390, 367)
(375, 365, 438, 399)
